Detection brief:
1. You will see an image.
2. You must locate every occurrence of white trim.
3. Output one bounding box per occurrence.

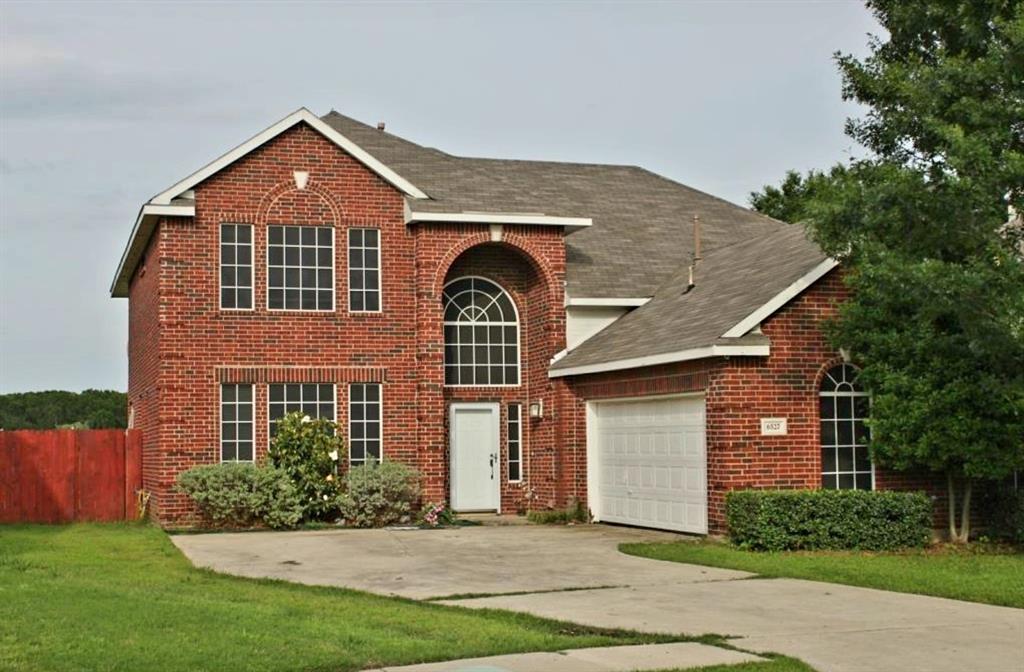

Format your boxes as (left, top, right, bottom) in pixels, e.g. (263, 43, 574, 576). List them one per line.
(407, 211, 592, 228)
(722, 258, 840, 338)
(449, 401, 501, 513)
(110, 203, 196, 295)
(565, 297, 650, 307)
(151, 108, 427, 205)
(549, 344, 770, 378)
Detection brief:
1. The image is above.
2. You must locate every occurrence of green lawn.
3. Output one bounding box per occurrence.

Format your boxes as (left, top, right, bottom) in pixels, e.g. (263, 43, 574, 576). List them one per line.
(621, 540, 1024, 609)
(0, 524, 684, 672)
(664, 656, 816, 672)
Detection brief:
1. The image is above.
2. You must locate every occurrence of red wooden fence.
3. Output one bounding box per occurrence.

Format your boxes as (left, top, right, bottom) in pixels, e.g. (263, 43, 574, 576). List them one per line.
(0, 429, 142, 523)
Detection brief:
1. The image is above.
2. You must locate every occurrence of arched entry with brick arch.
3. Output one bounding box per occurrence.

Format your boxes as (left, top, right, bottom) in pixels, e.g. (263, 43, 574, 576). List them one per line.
(415, 232, 567, 514)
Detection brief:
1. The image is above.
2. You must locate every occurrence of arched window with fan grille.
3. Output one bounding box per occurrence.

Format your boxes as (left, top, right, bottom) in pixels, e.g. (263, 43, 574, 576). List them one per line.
(442, 277, 520, 386)
(819, 363, 872, 490)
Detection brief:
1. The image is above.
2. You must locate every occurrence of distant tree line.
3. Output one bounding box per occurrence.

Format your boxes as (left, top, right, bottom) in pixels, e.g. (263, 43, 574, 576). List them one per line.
(0, 390, 127, 430)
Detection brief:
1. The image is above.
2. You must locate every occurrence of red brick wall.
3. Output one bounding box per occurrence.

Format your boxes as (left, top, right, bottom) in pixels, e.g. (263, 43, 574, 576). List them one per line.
(565, 269, 946, 533)
(127, 123, 567, 525)
(127, 229, 164, 515)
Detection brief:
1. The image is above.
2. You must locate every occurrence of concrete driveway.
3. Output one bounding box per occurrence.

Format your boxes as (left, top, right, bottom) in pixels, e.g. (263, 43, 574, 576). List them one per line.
(173, 525, 1024, 672)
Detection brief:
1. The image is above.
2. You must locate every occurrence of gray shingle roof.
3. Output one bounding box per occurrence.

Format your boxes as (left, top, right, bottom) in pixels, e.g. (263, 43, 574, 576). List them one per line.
(550, 224, 831, 372)
(321, 111, 789, 299)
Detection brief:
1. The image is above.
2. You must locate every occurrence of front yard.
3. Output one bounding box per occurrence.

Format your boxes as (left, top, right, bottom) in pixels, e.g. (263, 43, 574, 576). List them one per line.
(0, 524, 679, 671)
(621, 540, 1024, 608)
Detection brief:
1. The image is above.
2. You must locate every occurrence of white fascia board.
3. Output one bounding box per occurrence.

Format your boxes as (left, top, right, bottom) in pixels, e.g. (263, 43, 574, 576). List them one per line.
(566, 297, 650, 307)
(149, 108, 428, 205)
(721, 258, 840, 338)
(110, 203, 196, 295)
(548, 344, 771, 378)
(406, 211, 592, 227)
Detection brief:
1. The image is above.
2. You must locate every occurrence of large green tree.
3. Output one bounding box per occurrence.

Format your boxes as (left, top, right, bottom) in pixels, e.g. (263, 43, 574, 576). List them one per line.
(751, 0, 1024, 541)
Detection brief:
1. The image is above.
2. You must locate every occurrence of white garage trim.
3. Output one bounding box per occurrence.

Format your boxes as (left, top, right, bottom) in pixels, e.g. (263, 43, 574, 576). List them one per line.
(587, 393, 707, 534)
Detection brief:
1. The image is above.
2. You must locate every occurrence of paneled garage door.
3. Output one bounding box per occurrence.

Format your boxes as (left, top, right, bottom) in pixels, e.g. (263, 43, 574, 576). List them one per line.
(590, 395, 707, 534)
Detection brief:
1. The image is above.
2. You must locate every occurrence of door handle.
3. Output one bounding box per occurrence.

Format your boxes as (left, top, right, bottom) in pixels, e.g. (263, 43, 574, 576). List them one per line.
(489, 453, 498, 480)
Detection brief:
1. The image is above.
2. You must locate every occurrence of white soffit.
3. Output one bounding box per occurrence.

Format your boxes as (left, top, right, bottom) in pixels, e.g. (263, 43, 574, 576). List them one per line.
(406, 211, 592, 227)
(548, 344, 771, 378)
(566, 297, 650, 307)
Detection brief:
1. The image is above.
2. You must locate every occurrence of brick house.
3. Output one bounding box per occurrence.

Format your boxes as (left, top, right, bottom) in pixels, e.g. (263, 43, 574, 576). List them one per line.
(112, 108, 941, 531)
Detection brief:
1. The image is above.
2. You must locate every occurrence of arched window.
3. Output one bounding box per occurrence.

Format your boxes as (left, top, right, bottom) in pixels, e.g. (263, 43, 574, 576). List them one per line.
(443, 277, 520, 386)
(819, 363, 872, 490)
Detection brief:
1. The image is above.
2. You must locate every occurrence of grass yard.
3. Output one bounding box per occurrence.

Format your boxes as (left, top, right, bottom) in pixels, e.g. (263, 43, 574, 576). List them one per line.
(0, 524, 682, 672)
(621, 540, 1024, 609)
(663, 655, 816, 672)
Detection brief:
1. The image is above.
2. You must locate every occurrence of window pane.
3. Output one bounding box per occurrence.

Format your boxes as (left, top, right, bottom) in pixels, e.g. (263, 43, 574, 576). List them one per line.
(821, 446, 836, 472)
(855, 473, 872, 490)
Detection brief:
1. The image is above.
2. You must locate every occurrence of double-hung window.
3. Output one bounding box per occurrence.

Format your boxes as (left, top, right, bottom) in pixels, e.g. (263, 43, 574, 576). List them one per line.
(349, 383, 382, 466)
(348, 228, 380, 312)
(220, 384, 254, 462)
(267, 225, 334, 311)
(220, 224, 253, 309)
(268, 383, 336, 443)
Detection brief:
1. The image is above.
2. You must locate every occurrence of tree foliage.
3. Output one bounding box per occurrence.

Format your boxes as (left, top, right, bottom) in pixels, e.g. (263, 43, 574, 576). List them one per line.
(750, 0, 1024, 541)
(0, 390, 127, 429)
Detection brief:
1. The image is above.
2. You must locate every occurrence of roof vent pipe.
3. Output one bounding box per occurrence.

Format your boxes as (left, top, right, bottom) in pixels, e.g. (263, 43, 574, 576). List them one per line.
(377, 122, 386, 131)
(685, 214, 701, 293)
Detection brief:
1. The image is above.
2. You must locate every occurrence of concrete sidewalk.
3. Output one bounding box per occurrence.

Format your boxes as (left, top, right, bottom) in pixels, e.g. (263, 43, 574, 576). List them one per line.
(363, 643, 762, 672)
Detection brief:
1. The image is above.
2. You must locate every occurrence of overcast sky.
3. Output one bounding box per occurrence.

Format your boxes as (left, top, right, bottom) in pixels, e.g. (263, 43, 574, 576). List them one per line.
(0, 1, 879, 393)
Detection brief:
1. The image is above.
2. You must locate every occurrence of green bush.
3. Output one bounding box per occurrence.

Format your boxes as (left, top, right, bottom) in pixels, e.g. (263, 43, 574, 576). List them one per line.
(979, 485, 1024, 545)
(339, 460, 422, 527)
(527, 499, 588, 525)
(176, 463, 303, 529)
(726, 489, 932, 551)
(267, 412, 345, 520)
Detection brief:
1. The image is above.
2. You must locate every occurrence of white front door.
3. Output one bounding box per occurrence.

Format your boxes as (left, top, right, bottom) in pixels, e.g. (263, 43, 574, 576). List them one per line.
(589, 395, 707, 534)
(449, 403, 501, 512)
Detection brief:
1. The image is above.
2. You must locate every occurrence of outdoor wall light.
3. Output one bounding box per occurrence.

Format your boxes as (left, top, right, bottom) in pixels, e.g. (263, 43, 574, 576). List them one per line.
(529, 399, 544, 419)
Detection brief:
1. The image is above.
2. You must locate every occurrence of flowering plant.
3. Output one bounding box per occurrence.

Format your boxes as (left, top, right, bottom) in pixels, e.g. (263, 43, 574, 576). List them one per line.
(267, 412, 345, 520)
(418, 501, 457, 528)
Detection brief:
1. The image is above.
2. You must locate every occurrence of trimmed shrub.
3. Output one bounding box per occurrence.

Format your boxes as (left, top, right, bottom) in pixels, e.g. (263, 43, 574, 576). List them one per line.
(338, 460, 421, 528)
(267, 412, 345, 520)
(726, 489, 932, 551)
(176, 463, 303, 529)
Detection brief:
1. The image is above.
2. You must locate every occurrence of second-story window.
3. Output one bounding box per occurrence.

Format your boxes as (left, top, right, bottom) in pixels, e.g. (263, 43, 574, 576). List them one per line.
(220, 224, 253, 310)
(267, 225, 334, 311)
(348, 228, 380, 312)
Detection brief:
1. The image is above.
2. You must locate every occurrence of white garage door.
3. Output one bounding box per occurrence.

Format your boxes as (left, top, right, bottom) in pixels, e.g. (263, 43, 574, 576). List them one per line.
(590, 395, 707, 534)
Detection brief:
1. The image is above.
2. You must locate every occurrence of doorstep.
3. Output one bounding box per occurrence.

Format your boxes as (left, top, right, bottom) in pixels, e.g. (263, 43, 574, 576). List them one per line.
(457, 513, 530, 526)
(362, 642, 762, 672)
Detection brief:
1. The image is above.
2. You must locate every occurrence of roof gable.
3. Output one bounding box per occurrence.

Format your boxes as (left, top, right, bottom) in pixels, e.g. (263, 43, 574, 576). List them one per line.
(150, 108, 428, 204)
